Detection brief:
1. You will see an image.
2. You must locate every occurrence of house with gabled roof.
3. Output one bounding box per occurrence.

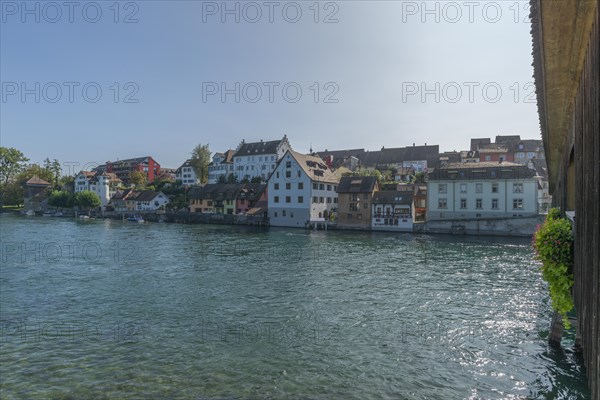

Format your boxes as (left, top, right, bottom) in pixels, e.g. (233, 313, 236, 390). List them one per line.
(110, 189, 169, 212)
(336, 176, 379, 229)
(175, 159, 199, 186)
(207, 150, 236, 184)
(371, 190, 414, 231)
(233, 135, 291, 182)
(268, 150, 341, 227)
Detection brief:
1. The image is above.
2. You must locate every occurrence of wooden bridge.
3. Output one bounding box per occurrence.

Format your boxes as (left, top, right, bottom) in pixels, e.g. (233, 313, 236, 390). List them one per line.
(530, 0, 599, 396)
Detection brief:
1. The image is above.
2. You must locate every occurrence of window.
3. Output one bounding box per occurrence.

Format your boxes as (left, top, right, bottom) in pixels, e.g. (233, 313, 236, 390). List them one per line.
(319, 197, 324, 203)
(351, 193, 358, 201)
(460, 198, 467, 209)
(476, 199, 482, 209)
(274, 196, 279, 203)
(492, 199, 499, 209)
(313, 196, 318, 203)
(319, 184, 324, 190)
(485, 155, 491, 161)
(460, 184, 467, 193)
(282, 210, 286, 217)
(527, 152, 535, 158)
(513, 198, 523, 209)
(313, 183, 318, 190)
(327, 197, 332, 203)
(274, 212, 278, 217)
(286, 183, 291, 190)
(364, 202, 368, 209)
(286, 196, 291, 203)
(274, 183, 279, 190)
(334, 198, 338, 203)
(492, 183, 499, 193)
(513, 183, 523, 193)
(298, 182, 303, 189)
(438, 198, 447, 209)
(286, 161, 291, 168)
(276, 172, 279, 178)
(438, 184, 447, 194)
(297, 171, 301, 177)
(476, 183, 483, 193)
(334, 186, 338, 191)
(327, 185, 332, 191)
(285, 171, 291, 178)
(347, 214, 353, 220)
(350, 203, 358, 211)
(298, 196, 304, 203)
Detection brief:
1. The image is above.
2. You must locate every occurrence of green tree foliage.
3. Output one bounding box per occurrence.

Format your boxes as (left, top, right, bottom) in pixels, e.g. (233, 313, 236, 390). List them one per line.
(533, 209, 575, 328)
(0, 147, 29, 207)
(217, 174, 227, 184)
(191, 144, 211, 184)
(129, 170, 146, 187)
(0, 147, 29, 187)
(1, 181, 24, 206)
(250, 176, 262, 183)
(48, 190, 74, 209)
(16, 165, 55, 187)
(43, 158, 62, 187)
(74, 191, 101, 211)
(226, 173, 237, 184)
(414, 171, 426, 183)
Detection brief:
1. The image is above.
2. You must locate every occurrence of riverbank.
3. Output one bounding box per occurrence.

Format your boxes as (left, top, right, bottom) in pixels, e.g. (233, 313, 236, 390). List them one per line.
(14, 209, 542, 237)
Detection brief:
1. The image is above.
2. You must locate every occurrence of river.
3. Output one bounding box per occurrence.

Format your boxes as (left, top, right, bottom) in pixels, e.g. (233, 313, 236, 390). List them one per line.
(0, 214, 589, 399)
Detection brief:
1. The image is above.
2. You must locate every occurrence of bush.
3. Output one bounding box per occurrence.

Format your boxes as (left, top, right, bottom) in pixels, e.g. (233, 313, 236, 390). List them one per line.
(532, 208, 574, 328)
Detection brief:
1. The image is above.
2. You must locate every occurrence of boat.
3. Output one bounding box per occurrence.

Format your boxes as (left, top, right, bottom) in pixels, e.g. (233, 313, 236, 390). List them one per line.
(24, 210, 35, 216)
(42, 211, 54, 217)
(127, 215, 145, 223)
(53, 212, 63, 217)
(79, 215, 90, 220)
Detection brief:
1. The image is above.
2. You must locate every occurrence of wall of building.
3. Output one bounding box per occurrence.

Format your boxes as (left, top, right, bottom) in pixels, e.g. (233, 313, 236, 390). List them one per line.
(427, 179, 538, 220)
(337, 192, 372, 229)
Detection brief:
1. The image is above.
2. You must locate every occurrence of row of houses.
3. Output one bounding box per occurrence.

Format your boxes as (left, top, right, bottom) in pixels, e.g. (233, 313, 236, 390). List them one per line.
(34, 133, 548, 226)
(183, 148, 541, 230)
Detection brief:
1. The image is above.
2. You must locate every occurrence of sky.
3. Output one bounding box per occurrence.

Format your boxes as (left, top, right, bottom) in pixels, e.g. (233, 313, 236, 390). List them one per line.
(0, 0, 540, 171)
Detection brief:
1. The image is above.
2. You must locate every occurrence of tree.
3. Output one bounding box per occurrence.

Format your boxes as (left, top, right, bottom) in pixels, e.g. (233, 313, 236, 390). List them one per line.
(0, 147, 29, 207)
(74, 191, 101, 211)
(0, 147, 29, 187)
(129, 170, 146, 187)
(43, 158, 62, 187)
(190, 143, 211, 184)
(250, 176, 262, 183)
(414, 171, 426, 184)
(217, 174, 227, 184)
(48, 190, 74, 210)
(16, 164, 55, 187)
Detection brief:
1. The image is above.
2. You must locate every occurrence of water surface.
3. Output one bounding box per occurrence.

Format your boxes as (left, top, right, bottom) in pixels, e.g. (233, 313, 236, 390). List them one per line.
(0, 214, 589, 399)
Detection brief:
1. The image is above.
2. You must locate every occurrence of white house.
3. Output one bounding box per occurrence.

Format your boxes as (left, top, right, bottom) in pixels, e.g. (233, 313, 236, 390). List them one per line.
(175, 160, 199, 186)
(207, 150, 235, 184)
(233, 135, 291, 182)
(426, 162, 538, 220)
(74, 171, 121, 210)
(132, 190, 170, 211)
(268, 150, 340, 227)
(371, 191, 414, 231)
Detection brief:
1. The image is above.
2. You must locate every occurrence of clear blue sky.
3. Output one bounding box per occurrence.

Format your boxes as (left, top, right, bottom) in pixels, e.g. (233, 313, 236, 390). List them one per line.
(1, 1, 539, 170)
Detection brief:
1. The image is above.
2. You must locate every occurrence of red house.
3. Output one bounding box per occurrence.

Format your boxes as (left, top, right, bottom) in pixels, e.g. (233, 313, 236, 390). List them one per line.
(103, 156, 161, 183)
